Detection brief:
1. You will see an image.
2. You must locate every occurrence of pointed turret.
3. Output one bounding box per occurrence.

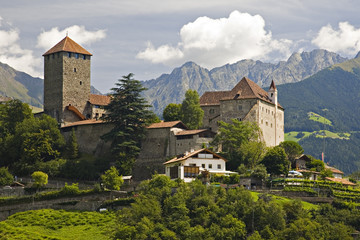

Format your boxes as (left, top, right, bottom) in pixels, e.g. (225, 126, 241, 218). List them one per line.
(268, 80, 277, 105)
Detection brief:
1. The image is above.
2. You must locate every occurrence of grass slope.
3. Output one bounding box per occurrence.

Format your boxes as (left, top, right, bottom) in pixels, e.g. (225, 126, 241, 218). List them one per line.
(0, 209, 115, 240)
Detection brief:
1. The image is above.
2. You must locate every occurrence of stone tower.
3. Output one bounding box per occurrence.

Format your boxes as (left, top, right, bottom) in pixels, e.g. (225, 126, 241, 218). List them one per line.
(43, 36, 92, 124)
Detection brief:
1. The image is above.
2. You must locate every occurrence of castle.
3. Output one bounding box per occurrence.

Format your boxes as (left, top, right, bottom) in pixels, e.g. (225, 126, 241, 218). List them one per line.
(200, 77, 284, 146)
(43, 36, 109, 125)
(42, 37, 284, 180)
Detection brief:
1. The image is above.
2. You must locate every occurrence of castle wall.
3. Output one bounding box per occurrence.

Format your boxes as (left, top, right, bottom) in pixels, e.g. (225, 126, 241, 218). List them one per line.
(61, 122, 113, 156)
(201, 105, 221, 131)
(175, 136, 212, 155)
(44, 52, 91, 124)
(258, 101, 284, 146)
(220, 99, 258, 123)
(62, 53, 91, 123)
(44, 53, 64, 122)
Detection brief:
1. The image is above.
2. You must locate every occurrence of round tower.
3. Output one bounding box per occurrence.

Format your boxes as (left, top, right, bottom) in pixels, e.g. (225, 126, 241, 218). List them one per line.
(43, 36, 92, 124)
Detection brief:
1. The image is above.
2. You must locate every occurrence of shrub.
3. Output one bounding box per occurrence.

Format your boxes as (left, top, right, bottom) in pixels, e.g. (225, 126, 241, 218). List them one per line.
(31, 171, 48, 188)
(0, 167, 13, 186)
(60, 183, 80, 195)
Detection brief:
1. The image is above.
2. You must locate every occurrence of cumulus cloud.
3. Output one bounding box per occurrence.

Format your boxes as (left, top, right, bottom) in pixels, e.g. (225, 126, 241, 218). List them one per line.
(0, 17, 41, 77)
(36, 25, 107, 50)
(312, 22, 360, 57)
(137, 10, 293, 68)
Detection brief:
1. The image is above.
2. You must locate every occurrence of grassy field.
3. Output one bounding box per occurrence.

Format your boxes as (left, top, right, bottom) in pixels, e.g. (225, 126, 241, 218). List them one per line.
(249, 191, 318, 210)
(0, 209, 116, 240)
(285, 130, 351, 142)
(308, 112, 332, 126)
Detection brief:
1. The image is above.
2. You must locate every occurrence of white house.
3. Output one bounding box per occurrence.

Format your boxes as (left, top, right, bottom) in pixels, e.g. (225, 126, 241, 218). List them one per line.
(164, 148, 235, 182)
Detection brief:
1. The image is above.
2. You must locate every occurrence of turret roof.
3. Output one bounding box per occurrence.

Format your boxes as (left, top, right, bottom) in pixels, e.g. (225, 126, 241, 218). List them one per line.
(43, 36, 92, 56)
(269, 80, 277, 90)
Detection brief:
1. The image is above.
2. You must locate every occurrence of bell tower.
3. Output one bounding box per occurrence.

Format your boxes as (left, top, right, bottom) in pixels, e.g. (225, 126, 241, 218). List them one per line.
(43, 36, 92, 124)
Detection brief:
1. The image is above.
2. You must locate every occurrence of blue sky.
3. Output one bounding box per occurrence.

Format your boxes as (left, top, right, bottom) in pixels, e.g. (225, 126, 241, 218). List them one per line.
(1, 0, 360, 93)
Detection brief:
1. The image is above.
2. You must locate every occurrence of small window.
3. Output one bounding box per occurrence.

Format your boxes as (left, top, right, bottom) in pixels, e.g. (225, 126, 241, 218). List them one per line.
(266, 122, 268, 126)
(74, 68, 77, 72)
(52, 54, 55, 59)
(80, 81, 82, 85)
(271, 93, 273, 97)
(209, 109, 215, 114)
(68, 52, 71, 58)
(261, 119, 263, 124)
(271, 123, 273, 128)
(83, 55, 86, 60)
(238, 105, 242, 111)
(75, 53, 79, 59)
(208, 164, 212, 169)
(201, 164, 205, 168)
(217, 164, 221, 169)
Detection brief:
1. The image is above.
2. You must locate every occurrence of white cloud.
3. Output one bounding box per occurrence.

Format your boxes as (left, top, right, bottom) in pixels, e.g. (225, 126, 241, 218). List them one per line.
(0, 18, 41, 77)
(36, 25, 107, 50)
(137, 10, 293, 68)
(312, 22, 360, 56)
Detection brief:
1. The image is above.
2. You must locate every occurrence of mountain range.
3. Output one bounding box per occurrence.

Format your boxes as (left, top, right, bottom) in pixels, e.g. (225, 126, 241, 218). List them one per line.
(142, 49, 347, 115)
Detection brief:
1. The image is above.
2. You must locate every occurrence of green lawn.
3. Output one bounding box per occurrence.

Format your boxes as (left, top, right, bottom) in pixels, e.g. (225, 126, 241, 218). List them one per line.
(285, 130, 351, 142)
(308, 112, 332, 126)
(284, 131, 312, 142)
(250, 191, 318, 210)
(0, 209, 116, 240)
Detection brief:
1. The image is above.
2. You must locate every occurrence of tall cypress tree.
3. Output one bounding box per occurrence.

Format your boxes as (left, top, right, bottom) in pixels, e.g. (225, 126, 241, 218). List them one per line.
(102, 73, 154, 175)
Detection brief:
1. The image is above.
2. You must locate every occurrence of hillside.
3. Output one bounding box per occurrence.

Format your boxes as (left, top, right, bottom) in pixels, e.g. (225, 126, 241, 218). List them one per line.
(142, 49, 347, 115)
(278, 56, 360, 174)
(0, 62, 43, 108)
(0, 62, 102, 109)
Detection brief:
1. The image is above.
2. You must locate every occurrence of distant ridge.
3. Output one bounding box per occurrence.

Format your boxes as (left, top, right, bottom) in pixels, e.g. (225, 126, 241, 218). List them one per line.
(142, 49, 347, 115)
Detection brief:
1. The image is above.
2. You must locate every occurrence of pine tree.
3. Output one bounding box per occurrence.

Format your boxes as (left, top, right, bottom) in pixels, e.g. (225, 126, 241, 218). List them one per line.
(102, 73, 154, 175)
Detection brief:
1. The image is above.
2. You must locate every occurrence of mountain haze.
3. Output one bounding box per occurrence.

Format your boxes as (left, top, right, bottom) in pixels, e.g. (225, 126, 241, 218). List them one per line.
(142, 49, 347, 115)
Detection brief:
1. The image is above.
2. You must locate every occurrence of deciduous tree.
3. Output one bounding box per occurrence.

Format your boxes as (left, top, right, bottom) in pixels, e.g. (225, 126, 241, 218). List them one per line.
(163, 103, 182, 122)
(180, 90, 204, 129)
(101, 166, 124, 190)
(261, 146, 289, 176)
(31, 171, 48, 188)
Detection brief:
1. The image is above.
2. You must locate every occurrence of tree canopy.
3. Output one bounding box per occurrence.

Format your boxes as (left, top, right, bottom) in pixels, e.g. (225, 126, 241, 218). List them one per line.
(261, 146, 289, 176)
(163, 103, 182, 122)
(102, 73, 156, 175)
(180, 89, 204, 129)
(101, 166, 124, 190)
(211, 119, 263, 170)
(279, 141, 304, 168)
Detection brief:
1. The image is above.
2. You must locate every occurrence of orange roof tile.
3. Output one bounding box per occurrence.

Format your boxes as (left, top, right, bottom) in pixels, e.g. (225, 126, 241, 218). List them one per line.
(325, 177, 356, 186)
(148, 121, 188, 129)
(200, 77, 283, 109)
(164, 148, 227, 165)
(43, 36, 92, 56)
(89, 94, 111, 106)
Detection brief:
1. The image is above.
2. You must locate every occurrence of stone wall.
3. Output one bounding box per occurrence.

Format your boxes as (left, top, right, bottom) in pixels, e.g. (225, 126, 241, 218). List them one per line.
(61, 122, 113, 156)
(201, 105, 221, 132)
(258, 101, 284, 146)
(44, 52, 91, 124)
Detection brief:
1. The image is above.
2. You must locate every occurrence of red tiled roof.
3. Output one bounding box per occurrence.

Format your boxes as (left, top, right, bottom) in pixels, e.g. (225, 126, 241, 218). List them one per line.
(325, 166, 344, 175)
(148, 121, 188, 129)
(61, 119, 104, 128)
(175, 129, 208, 136)
(43, 36, 92, 56)
(89, 94, 111, 106)
(164, 148, 227, 165)
(200, 77, 283, 108)
(199, 91, 229, 105)
(325, 177, 356, 186)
